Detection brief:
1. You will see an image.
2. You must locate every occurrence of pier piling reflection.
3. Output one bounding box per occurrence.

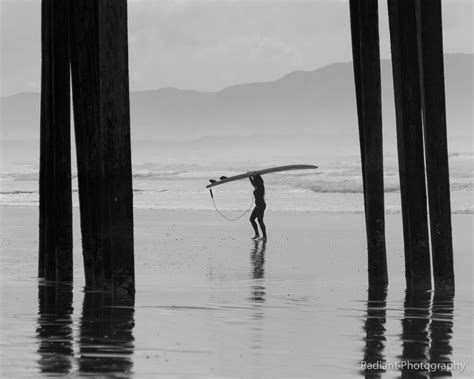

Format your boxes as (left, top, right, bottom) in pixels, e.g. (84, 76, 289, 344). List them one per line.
(78, 290, 135, 375)
(36, 282, 74, 374)
(36, 283, 136, 376)
(361, 286, 387, 378)
(360, 288, 454, 378)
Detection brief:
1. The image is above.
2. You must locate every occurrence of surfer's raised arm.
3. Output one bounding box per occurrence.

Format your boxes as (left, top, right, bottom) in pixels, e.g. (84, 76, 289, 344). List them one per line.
(249, 176, 255, 187)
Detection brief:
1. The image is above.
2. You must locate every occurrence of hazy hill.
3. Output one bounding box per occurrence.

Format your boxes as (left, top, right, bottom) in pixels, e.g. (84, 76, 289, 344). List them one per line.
(1, 53, 472, 142)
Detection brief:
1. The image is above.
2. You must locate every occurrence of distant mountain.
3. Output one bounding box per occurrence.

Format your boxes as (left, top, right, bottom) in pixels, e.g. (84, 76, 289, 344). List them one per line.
(1, 53, 472, 142)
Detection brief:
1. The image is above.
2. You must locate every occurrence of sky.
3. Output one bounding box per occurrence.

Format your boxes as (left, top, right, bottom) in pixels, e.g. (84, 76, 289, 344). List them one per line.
(0, 0, 472, 96)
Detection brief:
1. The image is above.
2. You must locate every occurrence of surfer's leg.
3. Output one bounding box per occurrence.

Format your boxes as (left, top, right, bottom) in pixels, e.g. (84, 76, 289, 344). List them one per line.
(249, 208, 259, 238)
(257, 217, 266, 238)
(257, 207, 266, 239)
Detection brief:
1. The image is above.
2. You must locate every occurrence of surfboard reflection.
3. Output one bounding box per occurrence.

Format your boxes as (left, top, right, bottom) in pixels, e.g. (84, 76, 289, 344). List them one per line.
(78, 290, 135, 375)
(36, 282, 74, 374)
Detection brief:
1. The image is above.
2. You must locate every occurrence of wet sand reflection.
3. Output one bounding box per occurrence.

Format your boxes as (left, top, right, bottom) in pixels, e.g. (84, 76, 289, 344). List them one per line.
(400, 290, 432, 378)
(361, 286, 387, 379)
(36, 283, 135, 376)
(249, 239, 267, 371)
(78, 290, 135, 375)
(429, 292, 454, 378)
(250, 239, 266, 303)
(36, 282, 74, 374)
(360, 288, 454, 378)
(401, 290, 454, 378)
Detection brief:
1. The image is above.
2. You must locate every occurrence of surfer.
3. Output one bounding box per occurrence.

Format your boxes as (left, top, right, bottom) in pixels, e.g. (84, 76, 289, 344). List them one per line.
(249, 175, 267, 240)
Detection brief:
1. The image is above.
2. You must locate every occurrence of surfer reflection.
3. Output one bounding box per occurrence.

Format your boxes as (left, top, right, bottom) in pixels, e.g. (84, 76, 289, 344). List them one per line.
(249, 175, 267, 240)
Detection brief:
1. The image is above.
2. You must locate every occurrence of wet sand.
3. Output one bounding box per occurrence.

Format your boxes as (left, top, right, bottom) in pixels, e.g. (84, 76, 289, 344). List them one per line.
(0, 206, 473, 378)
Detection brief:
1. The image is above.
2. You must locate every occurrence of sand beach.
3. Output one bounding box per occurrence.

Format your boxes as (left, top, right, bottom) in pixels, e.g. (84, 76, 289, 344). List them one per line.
(1, 206, 472, 378)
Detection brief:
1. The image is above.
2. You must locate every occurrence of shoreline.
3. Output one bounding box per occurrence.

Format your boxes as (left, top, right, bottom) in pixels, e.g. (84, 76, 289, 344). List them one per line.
(1, 204, 473, 215)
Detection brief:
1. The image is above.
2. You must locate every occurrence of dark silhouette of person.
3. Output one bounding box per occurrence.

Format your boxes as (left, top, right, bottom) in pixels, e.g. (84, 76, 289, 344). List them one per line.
(249, 174, 267, 240)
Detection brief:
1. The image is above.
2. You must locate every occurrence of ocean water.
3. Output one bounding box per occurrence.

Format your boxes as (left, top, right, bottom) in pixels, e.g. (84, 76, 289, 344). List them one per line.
(1, 138, 472, 214)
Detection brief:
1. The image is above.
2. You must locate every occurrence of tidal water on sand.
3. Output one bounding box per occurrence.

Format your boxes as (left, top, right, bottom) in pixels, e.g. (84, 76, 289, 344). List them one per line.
(0, 208, 472, 378)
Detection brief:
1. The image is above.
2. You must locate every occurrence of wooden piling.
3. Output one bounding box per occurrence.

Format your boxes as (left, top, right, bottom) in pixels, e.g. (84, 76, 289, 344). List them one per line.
(69, 0, 102, 288)
(39, 0, 72, 282)
(98, 0, 135, 292)
(416, 0, 455, 292)
(387, 0, 431, 291)
(349, 0, 366, 198)
(69, 0, 134, 292)
(38, 0, 49, 279)
(349, 0, 387, 287)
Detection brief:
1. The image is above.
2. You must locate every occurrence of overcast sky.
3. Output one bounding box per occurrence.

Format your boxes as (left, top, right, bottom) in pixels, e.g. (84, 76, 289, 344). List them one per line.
(1, 0, 472, 95)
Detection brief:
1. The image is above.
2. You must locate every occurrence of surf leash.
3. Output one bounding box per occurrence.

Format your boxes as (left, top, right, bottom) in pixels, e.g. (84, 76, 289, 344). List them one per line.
(209, 189, 254, 221)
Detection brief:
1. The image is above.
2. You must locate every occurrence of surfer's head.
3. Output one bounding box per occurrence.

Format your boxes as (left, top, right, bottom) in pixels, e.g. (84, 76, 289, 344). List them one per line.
(253, 174, 264, 188)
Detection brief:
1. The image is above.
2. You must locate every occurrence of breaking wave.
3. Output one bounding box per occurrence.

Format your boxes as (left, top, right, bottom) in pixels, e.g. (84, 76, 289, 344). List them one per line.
(1, 155, 472, 212)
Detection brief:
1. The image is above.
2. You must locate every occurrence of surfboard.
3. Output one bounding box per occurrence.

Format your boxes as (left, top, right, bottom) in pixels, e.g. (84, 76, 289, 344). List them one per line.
(206, 164, 318, 188)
